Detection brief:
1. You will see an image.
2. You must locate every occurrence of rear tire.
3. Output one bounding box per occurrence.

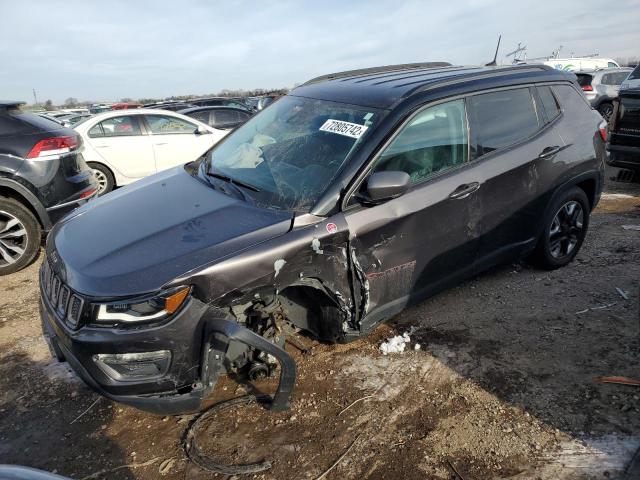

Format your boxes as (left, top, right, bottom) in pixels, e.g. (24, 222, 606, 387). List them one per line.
(88, 162, 115, 195)
(532, 187, 590, 270)
(0, 197, 42, 276)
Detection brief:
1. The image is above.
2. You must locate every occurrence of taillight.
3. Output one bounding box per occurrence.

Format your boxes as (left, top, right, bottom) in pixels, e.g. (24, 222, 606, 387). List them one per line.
(26, 135, 78, 159)
(582, 85, 594, 92)
(599, 121, 608, 142)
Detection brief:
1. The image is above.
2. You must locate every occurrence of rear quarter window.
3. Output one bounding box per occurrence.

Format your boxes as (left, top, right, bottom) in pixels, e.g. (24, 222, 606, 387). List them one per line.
(575, 74, 593, 87)
(537, 86, 561, 122)
(468, 87, 540, 157)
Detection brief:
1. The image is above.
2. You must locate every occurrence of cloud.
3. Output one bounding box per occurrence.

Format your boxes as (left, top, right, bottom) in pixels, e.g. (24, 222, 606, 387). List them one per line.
(1, 0, 638, 102)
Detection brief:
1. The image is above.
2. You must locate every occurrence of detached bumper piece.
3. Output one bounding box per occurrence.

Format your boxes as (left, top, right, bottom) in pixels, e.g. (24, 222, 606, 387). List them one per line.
(182, 316, 297, 475)
(202, 316, 297, 412)
(41, 290, 297, 415)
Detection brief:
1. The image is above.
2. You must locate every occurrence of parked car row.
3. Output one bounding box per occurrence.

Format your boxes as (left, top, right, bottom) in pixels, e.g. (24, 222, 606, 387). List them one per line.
(75, 109, 229, 194)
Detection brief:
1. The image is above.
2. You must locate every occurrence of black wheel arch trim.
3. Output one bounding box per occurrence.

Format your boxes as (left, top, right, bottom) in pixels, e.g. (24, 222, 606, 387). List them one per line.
(536, 171, 600, 242)
(0, 177, 51, 230)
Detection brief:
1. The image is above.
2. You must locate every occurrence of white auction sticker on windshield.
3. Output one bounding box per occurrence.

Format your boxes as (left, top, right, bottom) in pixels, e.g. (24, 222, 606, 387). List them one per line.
(319, 119, 368, 139)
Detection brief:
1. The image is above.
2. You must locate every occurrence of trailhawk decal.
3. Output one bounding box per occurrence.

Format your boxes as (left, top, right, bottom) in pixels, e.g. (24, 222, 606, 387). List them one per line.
(319, 119, 368, 139)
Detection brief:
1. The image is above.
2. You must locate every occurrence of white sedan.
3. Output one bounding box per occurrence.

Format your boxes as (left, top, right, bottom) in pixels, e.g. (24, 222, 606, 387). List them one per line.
(74, 109, 228, 195)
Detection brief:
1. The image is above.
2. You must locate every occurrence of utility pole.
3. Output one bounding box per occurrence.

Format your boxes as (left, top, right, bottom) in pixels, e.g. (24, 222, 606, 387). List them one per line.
(32, 89, 38, 106)
(506, 43, 527, 64)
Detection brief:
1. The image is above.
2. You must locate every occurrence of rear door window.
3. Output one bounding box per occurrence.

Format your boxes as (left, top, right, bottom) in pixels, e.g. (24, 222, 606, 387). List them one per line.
(213, 110, 242, 127)
(468, 88, 540, 157)
(189, 110, 211, 125)
(612, 72, 632, 85)
(88, 116, 142, 137)
(537, 86, 562, 123)
(145, 115, 197, 134)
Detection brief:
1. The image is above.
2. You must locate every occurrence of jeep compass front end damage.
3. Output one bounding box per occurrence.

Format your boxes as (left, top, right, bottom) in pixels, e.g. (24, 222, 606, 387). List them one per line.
(39, 94, 382, 414)
(39, 63, 604, 415)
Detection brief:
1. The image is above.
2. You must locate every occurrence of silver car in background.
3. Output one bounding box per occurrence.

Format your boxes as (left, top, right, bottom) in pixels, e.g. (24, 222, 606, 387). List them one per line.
(575, 67, 633, 120)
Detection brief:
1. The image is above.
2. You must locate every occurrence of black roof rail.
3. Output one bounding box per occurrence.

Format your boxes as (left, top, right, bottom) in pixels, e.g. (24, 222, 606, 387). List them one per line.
(410, 64, 560, 95)
(302, 62, 452, 86)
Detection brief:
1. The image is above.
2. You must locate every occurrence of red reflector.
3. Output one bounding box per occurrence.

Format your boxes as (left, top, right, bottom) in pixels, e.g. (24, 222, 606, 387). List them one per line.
(598, 121, 608, 142)
(26, 136, 78, 159)
(582, 85, 593, 92)
(599, 127, 607, 142)
(79, 188, 97, 199)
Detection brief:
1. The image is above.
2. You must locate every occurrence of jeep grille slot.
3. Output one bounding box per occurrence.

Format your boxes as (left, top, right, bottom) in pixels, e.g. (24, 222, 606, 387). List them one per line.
(42, 258, 85, 329)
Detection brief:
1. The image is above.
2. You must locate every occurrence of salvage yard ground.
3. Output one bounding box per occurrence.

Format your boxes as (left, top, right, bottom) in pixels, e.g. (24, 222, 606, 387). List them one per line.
(1, 178, 639, 479)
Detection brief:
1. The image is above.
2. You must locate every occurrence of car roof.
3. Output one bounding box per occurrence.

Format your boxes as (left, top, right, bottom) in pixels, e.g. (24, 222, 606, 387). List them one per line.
(179, 106, 251, 114)
(74, 108, 216, 132)
(576, 67, 632, 74)
(292, 63, 571, 109)
(0, 100, 25, 110)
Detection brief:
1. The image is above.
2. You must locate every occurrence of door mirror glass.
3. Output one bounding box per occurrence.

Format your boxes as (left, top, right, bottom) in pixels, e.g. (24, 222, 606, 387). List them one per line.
(364, 171, 410, 203)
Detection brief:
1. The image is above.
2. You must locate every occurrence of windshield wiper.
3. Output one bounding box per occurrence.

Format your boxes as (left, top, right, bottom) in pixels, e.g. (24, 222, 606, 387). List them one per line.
(206, 170, 261, 192)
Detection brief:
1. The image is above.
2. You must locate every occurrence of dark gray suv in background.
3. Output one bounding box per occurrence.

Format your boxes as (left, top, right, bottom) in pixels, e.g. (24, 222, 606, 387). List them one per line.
(0, 101, 98, 275)
(40, 63, 606, 414)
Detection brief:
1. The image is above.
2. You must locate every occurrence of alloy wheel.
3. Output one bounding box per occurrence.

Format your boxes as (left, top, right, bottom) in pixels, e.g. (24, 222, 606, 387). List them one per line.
(0, 211, 28, 266)
(599, 104, 614, 121)
(93, 169, 108, 194)
(548, 201, 584, 259)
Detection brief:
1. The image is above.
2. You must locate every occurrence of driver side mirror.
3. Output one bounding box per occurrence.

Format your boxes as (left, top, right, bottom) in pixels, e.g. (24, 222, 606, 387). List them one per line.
(195, 125, 210, 135)
(360, 171, 411, 204)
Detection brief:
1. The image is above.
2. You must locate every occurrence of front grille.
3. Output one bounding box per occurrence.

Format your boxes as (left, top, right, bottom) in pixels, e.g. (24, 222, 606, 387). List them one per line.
(41, 259, 85, 328)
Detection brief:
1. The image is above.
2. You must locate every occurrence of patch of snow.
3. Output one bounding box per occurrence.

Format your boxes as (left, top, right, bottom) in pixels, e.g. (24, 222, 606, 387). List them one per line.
(602, 193, 635, 199)
(273, 259, 286, 278)
(311, 238, 324, 254)
(380, 332, 412, 355)
(42, 360, 83, 385)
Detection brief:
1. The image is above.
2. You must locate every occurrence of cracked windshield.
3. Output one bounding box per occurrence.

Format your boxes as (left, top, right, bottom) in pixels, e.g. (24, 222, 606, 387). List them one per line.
(207, 95, 382, 210)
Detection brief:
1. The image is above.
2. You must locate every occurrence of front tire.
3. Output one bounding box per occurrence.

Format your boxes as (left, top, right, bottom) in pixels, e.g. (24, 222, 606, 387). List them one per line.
(88, 162, 115, 196)
(0, 197, 42, 275)
(533, 187, 590, 270)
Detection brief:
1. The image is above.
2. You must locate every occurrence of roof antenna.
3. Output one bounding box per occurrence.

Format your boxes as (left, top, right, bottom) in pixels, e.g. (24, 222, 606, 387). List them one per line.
(485, 35, 501, 66)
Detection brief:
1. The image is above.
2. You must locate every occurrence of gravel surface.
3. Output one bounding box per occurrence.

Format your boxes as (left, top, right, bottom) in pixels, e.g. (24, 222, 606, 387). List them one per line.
(0, 179, 638, 479)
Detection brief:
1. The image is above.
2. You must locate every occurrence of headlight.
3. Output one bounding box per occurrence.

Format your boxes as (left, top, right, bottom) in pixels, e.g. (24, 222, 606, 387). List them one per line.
(93, 286, 190, 326)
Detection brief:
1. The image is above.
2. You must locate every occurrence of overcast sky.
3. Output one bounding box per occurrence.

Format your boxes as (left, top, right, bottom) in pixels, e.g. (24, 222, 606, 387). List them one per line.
(2, 0, 639, 103)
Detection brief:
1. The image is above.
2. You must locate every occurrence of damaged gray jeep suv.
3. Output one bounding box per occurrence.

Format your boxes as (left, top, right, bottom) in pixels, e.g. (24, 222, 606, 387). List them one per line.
(40, 63, 606, 414)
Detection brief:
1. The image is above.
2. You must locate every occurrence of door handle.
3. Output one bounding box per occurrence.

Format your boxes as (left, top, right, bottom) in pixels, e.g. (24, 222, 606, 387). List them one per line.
(94, 145, 109, 149)
(539, 146, 561, 159)
(154, 142, 168, 146)
(449, 182, 480, 199)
